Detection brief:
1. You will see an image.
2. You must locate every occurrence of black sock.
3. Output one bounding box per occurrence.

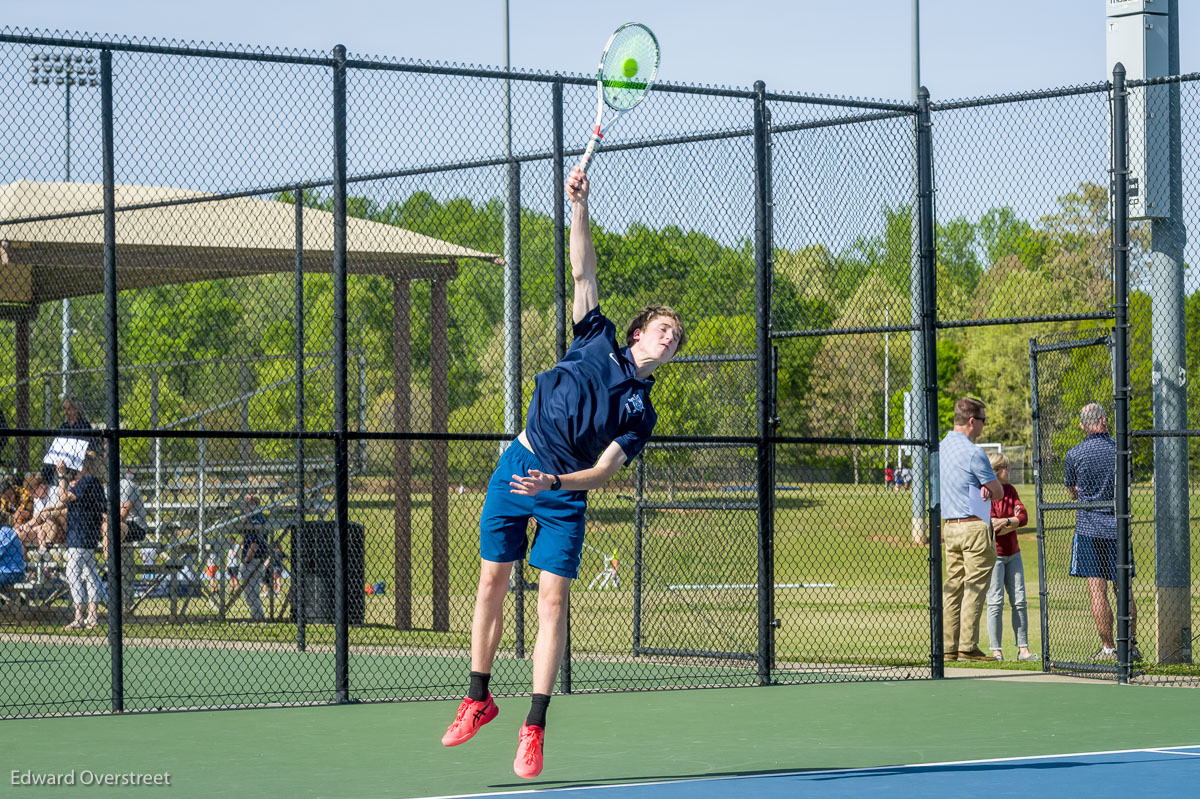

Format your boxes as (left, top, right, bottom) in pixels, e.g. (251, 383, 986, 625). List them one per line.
(526, 693, 550, 729)
(468, 671, 490, 702)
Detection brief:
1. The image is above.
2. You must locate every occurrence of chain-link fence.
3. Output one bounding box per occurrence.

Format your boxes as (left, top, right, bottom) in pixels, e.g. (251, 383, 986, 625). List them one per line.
(1021, 72, 1200, 686)
(1030, 331, 1120, 677)
(1121, 74, 1200, 686)
(1, 29, 1199, 718)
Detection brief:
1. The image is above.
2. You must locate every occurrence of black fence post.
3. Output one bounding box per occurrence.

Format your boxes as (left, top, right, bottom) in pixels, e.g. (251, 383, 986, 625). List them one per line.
(510, 154, 526, 660)
(553, 78, 567, 360)
(633, 456, 644, 656)
(331, 43, 350, 705)
(916, 86, 943, 678)
(100, 47, 124, 713)
(1027, 338, 1051, 671)
(752, 80, 775, 686)
(552, 78, 571, 694)
(1111, 63, 1132, 685)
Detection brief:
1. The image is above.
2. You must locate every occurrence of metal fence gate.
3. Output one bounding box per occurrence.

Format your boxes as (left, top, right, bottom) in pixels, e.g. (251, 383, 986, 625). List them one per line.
(1029, 331, 1124, 677)
(630, 443, 761, 680)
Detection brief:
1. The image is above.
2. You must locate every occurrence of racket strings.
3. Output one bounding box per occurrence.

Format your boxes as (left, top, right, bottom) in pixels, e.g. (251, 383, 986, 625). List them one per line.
(599, 24, 659, 111)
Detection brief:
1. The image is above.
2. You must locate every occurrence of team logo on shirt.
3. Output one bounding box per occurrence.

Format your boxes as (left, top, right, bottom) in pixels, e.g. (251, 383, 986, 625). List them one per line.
(624, 393, 644, 416)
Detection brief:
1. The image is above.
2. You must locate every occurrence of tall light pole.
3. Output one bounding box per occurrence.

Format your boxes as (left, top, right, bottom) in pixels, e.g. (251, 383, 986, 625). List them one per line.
(502, 0, 521, 442)
(29, 50, 99, 401)
(908, 0, 929, 545)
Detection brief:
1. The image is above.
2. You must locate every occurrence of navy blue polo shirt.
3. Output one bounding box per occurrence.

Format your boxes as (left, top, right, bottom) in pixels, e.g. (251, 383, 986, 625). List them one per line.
(64, 475, 106, 550)
(1064, 433, 1116, 538)
(241, 514, 269, 560)
(525, 307, 657, 476)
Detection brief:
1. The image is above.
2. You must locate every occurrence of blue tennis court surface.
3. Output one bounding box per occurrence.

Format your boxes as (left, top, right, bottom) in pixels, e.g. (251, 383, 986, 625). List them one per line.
(427, 745, 1200, 799)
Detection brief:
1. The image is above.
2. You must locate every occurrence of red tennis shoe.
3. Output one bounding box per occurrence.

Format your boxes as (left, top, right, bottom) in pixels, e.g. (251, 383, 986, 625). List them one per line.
(440, 694, 498, 746)
(513, 722, 545, 778)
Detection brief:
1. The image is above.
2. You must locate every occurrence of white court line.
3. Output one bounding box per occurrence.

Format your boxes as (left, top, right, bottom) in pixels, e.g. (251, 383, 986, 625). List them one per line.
(415, 743, 1200, 799)
(1146, 746, 1200, 757)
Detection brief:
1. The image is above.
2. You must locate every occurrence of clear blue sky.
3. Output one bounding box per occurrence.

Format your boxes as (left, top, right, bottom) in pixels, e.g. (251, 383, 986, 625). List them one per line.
(6, 0, 1197, 292)
(6, 0, 1196, 101)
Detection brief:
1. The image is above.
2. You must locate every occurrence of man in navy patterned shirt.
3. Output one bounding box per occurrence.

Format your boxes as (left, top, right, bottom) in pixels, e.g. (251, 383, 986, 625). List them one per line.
(440, 166, 686, 778)
(1064, 403, 1137, 661)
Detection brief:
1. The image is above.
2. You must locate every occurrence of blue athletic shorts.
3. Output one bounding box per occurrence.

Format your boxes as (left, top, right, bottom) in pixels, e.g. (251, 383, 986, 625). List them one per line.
(479, 440, 588, 579)
(1069, 534, 1136, 581)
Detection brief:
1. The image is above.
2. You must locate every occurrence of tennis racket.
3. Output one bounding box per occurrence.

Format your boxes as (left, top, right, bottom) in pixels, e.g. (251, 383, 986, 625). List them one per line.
(577, 22, 660, 174)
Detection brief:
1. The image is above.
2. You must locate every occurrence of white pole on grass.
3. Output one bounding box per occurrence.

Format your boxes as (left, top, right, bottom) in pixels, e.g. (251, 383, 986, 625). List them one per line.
(884, 306, 890, 475)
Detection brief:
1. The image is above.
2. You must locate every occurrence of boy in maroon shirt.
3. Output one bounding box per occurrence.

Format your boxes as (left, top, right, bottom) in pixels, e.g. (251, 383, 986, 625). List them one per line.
(985, 452, 1036, 661)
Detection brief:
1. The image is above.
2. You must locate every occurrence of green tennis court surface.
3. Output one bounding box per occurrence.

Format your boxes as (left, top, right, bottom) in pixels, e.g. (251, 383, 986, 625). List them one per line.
(3, 676, 1198, 797)
(0, 638, 770, 714)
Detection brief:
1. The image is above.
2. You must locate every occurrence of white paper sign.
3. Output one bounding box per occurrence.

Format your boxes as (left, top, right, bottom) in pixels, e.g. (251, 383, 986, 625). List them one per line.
(43, 437, 90, 472)
(968, 485, 992, 522)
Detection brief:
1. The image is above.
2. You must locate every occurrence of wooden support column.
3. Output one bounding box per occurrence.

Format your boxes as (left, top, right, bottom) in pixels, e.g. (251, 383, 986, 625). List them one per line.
(392, 277, 412, 630)
(431, 276, 450, 632)
(13, 309, 33, 473)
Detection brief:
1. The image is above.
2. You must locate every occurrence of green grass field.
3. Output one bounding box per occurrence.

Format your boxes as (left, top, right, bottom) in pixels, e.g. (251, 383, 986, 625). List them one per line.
(4, 480, 1198, 716)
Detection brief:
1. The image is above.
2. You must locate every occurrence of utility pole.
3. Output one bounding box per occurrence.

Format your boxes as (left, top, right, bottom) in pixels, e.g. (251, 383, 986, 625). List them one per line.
(502, 0, 522, 444)
(908, 0, 928, 545)
(28, 51, 99, 400)
(1107, 0, 1190, 664)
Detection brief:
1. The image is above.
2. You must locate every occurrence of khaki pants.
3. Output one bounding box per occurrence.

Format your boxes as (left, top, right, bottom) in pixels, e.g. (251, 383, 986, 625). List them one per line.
(942, 519, 996, 654)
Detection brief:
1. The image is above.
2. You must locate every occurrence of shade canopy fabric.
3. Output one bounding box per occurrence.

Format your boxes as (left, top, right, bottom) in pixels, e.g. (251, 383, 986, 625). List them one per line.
(0, 180, 499, 306)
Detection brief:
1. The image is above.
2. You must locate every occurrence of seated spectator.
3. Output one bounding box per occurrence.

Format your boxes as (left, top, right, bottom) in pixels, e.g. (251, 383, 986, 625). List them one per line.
(204, 551, 221, 592)
(0, 509, 26, 588)
(0, 473, 19, 518)
(31, 467, 68, 548)
(59, 456, 106, 630)
(13, 472, 63, 550)
(99, 471, 150, 615)
(100, 470, 150, 549)
(225, 542, 241, 593)
(7, 472, 37, 540)
(202, 537, 239, 593)
(266, 541, 288, 597)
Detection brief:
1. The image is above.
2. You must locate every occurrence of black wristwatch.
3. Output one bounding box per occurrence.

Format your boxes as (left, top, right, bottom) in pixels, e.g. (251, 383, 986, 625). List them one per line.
(549, 474, 562, 491)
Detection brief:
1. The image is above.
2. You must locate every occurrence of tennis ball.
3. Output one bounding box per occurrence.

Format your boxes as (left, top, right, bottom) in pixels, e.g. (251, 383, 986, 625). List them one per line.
(622, 57, 638, 78)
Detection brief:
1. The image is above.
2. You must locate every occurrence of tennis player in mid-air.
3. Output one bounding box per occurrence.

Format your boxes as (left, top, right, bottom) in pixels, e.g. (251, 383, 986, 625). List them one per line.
(440, 166, 685, 778)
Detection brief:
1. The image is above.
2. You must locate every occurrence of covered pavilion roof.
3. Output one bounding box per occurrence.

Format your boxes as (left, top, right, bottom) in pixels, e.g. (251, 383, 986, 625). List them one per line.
(0, 180, 499, 306)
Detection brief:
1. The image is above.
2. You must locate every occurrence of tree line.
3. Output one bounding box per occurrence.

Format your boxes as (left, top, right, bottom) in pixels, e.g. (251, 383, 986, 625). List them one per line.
(3, 183, 1195, 478)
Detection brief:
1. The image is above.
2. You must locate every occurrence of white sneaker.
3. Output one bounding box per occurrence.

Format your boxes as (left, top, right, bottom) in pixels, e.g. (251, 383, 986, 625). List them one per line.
(1093, 647, 1117, 661)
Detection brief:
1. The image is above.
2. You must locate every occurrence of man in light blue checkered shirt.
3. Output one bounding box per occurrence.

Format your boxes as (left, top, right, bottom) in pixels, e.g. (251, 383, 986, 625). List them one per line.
(939, 397, 1004, 662)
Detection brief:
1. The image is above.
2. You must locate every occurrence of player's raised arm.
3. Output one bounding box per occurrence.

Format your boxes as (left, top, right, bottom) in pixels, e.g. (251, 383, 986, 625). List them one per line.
(566, 166, 599, 323)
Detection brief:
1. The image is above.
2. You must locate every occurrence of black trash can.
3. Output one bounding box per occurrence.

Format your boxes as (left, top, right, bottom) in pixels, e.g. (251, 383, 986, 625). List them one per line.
(290, 521, 365, 625)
